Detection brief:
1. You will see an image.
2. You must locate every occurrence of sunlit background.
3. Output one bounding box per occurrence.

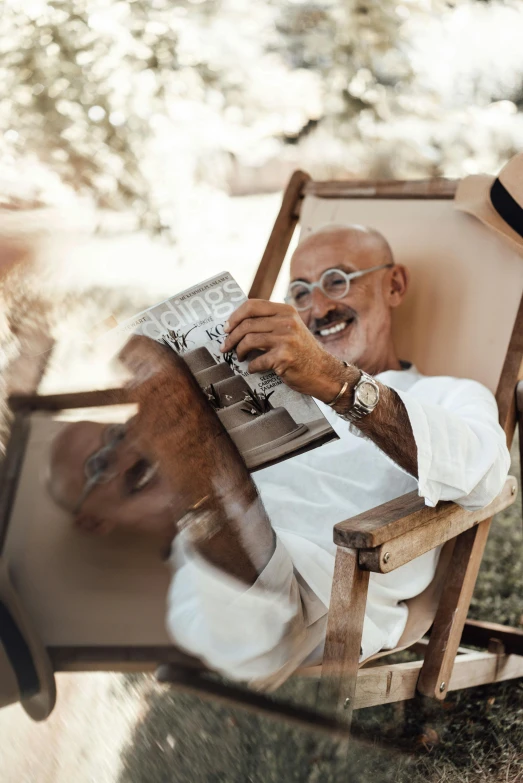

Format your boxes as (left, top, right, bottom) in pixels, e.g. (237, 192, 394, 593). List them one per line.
(1, 1, 523, 781)
(2, 0, 523, 396)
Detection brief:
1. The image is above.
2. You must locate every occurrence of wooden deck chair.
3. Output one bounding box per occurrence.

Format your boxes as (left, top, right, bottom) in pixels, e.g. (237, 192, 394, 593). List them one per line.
(3, 172, 523, 737)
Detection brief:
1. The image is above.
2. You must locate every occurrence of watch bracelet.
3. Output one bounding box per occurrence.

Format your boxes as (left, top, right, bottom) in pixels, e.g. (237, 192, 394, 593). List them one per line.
(338, 371, 379, 422)
(177, 496, 223, 543)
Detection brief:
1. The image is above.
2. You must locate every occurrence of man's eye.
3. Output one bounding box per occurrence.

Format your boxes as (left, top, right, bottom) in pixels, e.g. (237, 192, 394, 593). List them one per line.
(125, 459, 157, 494)
(293, 288, 309, 302)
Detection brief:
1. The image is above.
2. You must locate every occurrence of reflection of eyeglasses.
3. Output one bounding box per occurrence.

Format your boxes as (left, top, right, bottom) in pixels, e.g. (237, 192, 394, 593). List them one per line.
(285, 264, 394, 311)
(73, 424, 127, 514)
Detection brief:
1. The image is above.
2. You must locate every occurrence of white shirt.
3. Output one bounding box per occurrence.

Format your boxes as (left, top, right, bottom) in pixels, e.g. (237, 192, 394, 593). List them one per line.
(167, 366, 510, 682)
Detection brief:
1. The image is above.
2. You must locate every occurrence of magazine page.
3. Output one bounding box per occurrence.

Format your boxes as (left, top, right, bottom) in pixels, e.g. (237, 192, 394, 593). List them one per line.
(114, 271, 337, 470)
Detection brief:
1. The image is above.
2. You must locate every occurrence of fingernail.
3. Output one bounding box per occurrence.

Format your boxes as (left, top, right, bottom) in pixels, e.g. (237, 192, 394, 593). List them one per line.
(219, 343, 226, 352)
(223, 321, 230, 332)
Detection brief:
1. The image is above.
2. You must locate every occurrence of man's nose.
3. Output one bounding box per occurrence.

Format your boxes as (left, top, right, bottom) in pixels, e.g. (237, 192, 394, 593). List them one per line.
(309, 286, 338, 320)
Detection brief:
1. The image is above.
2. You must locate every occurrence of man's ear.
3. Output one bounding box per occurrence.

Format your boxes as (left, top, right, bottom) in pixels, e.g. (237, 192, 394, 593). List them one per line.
(388, 265, 409, 308)
(74, 513, 114, 536)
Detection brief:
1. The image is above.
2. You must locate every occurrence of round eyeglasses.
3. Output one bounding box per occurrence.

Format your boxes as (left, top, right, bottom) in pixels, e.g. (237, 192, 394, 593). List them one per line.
(73, 423, 127, 514)
(285, 263, 394, 311)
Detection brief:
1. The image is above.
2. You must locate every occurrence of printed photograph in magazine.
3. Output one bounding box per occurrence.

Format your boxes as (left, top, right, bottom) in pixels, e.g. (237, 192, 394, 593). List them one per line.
(114, 272, 338, 470)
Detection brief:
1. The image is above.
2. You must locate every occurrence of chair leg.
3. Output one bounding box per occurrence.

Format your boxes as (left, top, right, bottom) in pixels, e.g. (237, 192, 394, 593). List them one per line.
(517, 380, 523, 522)
(417, 518, 492, 700)
(318, 546, 369, 728)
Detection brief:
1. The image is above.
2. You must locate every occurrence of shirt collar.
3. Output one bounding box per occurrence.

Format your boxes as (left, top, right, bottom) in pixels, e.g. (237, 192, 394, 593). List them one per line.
(375, 362, 422, 392)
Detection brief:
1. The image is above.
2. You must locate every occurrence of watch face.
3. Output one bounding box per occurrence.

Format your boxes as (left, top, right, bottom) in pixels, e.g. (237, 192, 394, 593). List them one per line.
(358, 381, 379, 407)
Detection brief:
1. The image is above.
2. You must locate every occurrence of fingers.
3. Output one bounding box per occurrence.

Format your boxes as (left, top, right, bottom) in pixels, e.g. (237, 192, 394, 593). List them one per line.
(221, 312, 299, 356)
(220, 317, 290, 361)
(246, 346, 295, 377)
(237, 335, 277, 362)
(224, 300, 294, 336)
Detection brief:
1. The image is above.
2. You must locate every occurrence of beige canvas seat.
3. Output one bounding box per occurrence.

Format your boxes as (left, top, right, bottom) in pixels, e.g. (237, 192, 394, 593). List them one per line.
(2, 172, 523, 733)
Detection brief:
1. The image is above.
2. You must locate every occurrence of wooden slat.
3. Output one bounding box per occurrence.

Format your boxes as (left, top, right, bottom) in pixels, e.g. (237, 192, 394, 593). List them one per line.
(496, 294, 523, 442)
(48, 645, 202, 673)
(8, 387, 129, 412)
(334, 490, 426, 549)
(0, 413, 31, 553)
(461, 619, 523, 656)
(319, 547, 369, 726)
(410, 637, 472, 656)
(357, 477, 517, 573)
(353, 651, 523, 710)
(138, 667, 354, 740)
(334, 477, 516, 551)
(517, 381, 523, 518)
(417, 519, 492, 700)
(50, 646, 523, 715)
(248, 170, 310, 301)
(304, 178, 457, 200)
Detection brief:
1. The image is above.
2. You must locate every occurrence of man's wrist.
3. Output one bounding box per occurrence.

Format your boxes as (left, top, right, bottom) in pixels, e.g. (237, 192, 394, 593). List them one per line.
(316, 358, 360, 406)
(331, 364, 361, 413)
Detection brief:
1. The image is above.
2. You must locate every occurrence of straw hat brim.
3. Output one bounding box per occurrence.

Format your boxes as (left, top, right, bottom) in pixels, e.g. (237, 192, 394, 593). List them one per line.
(0, 561, 56, 721)
(454, 174, 523, 257)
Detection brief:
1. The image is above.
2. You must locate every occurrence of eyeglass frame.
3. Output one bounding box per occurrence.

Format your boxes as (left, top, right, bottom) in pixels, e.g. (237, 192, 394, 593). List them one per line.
(285, 263, 394, 311)
(73, 423, 127, 514)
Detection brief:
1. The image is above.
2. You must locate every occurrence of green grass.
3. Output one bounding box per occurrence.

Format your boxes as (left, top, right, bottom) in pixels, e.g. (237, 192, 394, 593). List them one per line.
(116, 438, 523, 783)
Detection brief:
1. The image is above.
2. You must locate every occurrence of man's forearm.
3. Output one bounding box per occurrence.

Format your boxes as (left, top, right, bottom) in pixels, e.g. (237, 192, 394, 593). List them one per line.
(129, 350, 275, 584)
(330, 364, 419, 478)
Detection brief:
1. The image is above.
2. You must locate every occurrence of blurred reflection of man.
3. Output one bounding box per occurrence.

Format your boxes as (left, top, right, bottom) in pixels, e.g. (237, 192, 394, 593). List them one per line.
(49, 225, 510, 688)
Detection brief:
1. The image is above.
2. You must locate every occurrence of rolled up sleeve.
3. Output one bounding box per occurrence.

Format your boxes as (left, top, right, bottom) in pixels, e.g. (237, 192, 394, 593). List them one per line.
(394, 378, 510, 510)
(166, 531, 327, 687)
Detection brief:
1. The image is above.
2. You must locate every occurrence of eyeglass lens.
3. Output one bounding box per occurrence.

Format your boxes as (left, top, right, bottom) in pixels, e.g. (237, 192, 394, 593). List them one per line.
(289, 269, 349, 310)
(85, 449, 112, 480)
(85, 424, 126, 481)
(103, 423, 126, 446)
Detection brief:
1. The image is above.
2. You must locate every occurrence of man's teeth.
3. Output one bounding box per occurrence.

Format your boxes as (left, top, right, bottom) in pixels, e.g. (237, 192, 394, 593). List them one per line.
(319, 321, 349, 337)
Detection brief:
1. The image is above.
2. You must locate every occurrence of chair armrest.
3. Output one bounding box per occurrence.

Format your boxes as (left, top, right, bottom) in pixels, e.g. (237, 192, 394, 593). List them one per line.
(333, 476, 517, 573)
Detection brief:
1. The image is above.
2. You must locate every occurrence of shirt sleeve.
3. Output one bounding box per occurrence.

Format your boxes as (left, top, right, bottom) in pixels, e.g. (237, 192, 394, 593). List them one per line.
(393, 378, 511, 510)
(165, 531, 327, 685)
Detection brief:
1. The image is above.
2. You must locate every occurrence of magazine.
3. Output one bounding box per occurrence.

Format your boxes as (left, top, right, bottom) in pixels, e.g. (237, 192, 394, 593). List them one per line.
(113, 271, 337, 471)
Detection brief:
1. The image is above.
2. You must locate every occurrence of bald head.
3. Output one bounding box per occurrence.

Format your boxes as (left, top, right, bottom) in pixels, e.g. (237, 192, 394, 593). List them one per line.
(288, 223, 407, 372)
(291, 224, 394, 277)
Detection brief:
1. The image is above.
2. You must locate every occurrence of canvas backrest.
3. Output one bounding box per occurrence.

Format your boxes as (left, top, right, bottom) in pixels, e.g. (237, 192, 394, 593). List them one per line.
(297, 193, 523, 395)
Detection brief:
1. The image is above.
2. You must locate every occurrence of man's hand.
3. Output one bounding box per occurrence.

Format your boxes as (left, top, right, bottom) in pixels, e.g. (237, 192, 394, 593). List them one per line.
(221, 300, 352, 402)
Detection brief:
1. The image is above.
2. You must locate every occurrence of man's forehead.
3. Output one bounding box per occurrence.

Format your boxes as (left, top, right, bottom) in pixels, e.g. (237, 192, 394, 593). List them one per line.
(58, 420, 107, 468)
(290, 226, 383, 280)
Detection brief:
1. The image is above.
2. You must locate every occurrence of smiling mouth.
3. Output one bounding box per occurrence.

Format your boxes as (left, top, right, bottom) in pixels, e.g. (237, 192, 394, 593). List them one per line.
(316, 317, 355, 338)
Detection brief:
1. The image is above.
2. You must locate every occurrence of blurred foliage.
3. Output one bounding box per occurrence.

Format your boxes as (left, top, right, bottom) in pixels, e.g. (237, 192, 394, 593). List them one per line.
(1, 0, 523, 231)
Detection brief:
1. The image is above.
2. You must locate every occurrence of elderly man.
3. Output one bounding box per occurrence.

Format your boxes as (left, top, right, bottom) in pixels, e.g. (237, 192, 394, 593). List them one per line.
(49, 225, 510, 688)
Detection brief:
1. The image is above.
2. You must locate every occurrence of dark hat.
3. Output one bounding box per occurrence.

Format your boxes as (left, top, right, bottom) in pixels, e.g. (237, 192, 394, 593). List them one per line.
(0, 559, 56, 721)
(455, 152, 523, 257)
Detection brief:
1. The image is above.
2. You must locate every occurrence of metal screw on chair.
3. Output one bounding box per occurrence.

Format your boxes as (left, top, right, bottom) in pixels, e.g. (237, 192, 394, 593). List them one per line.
(439, 682, 446, 692)
(383, 552, 391, 564)
(344, 697, 350, 709)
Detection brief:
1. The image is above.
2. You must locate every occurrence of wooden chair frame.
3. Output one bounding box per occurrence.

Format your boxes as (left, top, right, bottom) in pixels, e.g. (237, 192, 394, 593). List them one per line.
(3, 172, 523, 738)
